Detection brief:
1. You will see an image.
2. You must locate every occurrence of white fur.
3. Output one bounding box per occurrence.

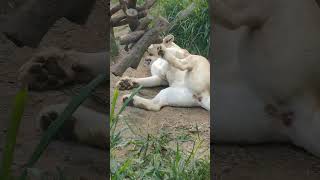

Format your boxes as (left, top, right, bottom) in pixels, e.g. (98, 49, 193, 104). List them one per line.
(211, 19, 320, 157)
(37, 103, 107, 149)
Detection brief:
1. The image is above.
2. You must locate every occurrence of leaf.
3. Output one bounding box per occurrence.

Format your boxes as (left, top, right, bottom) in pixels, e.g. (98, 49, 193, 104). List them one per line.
(19, 74, 107, 180)
(0, 88, 28, 180)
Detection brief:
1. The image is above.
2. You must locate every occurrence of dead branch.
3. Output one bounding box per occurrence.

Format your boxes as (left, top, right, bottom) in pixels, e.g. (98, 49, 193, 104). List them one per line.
(111, 3, 196, 76)
(126, 8, 139, 31)
(136, 0, 157, 11)
(119, 0, 128, 12)
(167, 2, 196, 32)
(127, 0, 137, 9)
(125, 16, 153, 50)
(111, 17, 169, 76)
(111, 3, 121, 15)
(111, 10, 127, 26)
(136, 16, 153, 30)
(112, 19, 128, 27)
(111, 10, 147, 27)
(119, 30, 145, 45)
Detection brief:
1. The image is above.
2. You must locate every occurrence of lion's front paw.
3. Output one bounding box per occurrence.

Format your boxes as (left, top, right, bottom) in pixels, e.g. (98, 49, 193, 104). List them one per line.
(116, 77, 138, 90)
(37, 104, 77, 140)
(18, 48, 85, 90)
(122, 94, 135, 106)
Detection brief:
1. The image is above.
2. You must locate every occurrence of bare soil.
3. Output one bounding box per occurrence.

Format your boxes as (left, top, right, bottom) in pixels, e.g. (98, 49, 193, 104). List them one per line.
(0, 0, 107, 179)
(214, 144, 320, 180)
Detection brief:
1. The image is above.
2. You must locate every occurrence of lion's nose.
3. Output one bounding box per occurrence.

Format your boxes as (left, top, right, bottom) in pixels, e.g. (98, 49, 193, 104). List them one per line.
(145, 59, 152, 65)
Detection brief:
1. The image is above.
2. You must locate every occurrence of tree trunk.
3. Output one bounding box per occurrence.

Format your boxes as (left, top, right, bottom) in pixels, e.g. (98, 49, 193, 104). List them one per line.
(119, 30, 145, 45)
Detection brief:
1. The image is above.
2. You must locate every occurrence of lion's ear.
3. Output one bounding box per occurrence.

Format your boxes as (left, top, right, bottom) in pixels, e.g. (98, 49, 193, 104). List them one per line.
(163, 34, 174, 44)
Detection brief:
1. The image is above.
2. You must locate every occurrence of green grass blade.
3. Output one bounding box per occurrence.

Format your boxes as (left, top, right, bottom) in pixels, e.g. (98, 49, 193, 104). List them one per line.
(111, 85, 143, 135)
(116, 85, 143, 118)
(19, 74, 107, 180)
(0, 88, 28, 180)
(110, 86, 142, 144)
(110, 88, 119, 124)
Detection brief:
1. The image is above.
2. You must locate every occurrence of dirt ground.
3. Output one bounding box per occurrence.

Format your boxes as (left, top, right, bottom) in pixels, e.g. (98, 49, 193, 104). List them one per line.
(0, 0, 107, 179)
(214, 144, 320, 180)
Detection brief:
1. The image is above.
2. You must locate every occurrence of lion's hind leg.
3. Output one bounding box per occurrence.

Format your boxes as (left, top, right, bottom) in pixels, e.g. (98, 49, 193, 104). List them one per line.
(122, 87, 199, 111)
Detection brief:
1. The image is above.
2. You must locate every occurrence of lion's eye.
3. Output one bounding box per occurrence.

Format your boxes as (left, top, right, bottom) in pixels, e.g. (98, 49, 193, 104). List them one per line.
(149, 53, 154, 56)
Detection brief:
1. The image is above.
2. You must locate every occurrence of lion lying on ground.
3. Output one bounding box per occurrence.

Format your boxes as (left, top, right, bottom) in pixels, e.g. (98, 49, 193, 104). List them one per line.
(116, 35, 210, 111)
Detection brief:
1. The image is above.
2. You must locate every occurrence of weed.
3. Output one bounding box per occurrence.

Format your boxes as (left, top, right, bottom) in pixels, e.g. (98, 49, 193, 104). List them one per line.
(110, 88, 210, 180)
(157, 0, 210, 57)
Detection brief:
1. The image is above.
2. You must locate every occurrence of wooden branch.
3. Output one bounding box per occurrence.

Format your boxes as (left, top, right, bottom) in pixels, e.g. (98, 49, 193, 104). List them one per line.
(111, 19, 128, 27)
(154, 35, 163, 44)
(119, 30, 145, 45)
(111, 17, 169, 76)
(125, 16, 153, 50)
(167, 2, 196, 32)
(126, 8, 139, 31)
(127, 0, 137, 9)
(119, 0, 128, 12)
(110, 3, 121, 15)
(111, 10, 148, 27)
(111, 11, 126, 26)
(111, 2, 196, 75)
(131, 3, 196, 68)
(136, 0, 157, 11)
(136, 16, 153, 30)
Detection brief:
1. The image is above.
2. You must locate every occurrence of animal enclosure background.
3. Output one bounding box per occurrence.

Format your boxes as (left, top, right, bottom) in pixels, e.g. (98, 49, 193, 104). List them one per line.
(110, 0, 210, 179)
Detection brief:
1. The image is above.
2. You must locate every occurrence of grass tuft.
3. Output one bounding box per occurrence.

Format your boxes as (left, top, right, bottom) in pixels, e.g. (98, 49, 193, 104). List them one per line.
(110, 88, 210, 180)
(157, 0, 210, 58)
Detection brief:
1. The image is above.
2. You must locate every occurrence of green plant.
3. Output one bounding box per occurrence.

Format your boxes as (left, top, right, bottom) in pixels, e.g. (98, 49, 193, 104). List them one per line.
(19, 74, 107, 180)
(157, 0, 210, 58)
(0, 88, 28, 180)
(110, 88, 210, 180)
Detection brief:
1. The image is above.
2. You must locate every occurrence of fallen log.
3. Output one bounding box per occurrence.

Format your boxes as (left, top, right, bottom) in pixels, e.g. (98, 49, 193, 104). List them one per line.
(127, 0, 137, 9)
(111, 3, 196, 75)
(111, 10, 147, 27)
(119, 0, 128, 12)
(136, 16, 153, 31)
(111, 19, 129, 27)
(110, 3, 121, 15)
(125, 16, 153, 50)
(119, 30, 145, 45)
(111, 10, 127, 26)
(111, 17, 169, 76)
(166, 2, 196, 32)
(136, 0, 157, 11)
(126, 8, 139, 31)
